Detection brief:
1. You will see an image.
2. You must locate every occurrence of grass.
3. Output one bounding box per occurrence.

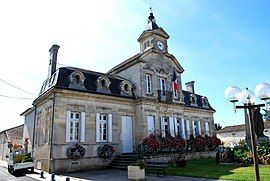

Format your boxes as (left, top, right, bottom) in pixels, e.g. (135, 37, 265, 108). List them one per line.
(166, 158, 270, 181)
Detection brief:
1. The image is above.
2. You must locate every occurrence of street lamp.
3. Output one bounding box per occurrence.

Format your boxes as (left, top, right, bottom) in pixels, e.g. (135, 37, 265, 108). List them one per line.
(225, 83, 270, 181)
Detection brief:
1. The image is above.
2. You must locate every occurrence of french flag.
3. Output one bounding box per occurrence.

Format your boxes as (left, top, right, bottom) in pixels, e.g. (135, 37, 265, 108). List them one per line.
(171, 70, 179, 91)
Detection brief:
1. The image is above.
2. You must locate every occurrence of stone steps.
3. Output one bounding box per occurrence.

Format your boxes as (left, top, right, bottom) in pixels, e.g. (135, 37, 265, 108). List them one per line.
(110, 153, 138, 170)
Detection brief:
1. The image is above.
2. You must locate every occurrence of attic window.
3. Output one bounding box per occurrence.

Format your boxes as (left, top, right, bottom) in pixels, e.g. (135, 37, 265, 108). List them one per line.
(96, 76, 111, 94)
(68, 71, 86, 90)
(190, 94, 197, 105)
(120, 80, 132, 96)
(202, 97, 209, 107)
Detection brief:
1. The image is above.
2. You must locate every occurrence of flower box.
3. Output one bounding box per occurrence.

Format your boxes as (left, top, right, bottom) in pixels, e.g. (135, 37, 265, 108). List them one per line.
(127, 166, 145, 180)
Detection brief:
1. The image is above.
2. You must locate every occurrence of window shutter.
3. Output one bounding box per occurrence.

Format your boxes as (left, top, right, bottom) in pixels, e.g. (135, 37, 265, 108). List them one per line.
(174, 117, 178, 137)
(186, 120, 190, 139)
(96, 113, 100, 142)
(108, 114, 113, 142)
(80, 112, 85, 142)
(169, 117, 175, 137)
(160, 116, 165, 137)
(198, 121, 201, 135)
(66, 111, 71, 142)
(181, 118, 186, 139)
(192, 120, 195, 136)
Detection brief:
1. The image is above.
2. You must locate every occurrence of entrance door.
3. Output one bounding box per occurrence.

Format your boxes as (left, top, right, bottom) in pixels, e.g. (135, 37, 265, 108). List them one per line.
(121, 116, 133, 153)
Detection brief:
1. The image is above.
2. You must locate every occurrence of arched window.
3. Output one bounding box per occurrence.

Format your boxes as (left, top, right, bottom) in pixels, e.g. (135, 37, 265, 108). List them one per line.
(96, 76, 111, 94)
(69, 70, 86, 90)
(120, 80, 133, 96)
(202, 96, 209, 108)
(190, 94, 197, 106)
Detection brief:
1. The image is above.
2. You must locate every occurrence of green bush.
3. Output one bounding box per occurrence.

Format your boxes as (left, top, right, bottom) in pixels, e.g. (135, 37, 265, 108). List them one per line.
(258, 141, 270, 165)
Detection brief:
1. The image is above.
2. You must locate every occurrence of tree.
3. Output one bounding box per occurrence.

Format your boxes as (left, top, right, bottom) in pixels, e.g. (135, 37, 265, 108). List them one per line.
(214, 123, 222, 131)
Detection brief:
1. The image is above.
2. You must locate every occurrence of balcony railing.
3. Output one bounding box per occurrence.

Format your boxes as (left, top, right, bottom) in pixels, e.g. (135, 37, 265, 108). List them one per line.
(157, 90, 173, 102)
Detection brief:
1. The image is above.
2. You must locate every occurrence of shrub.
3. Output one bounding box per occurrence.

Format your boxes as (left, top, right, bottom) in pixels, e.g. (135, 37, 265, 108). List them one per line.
(66, 143, 86, 159)
(205, 136, 222, 151)
(97, 144, 115, 159)
(258, 141, 270, 165)
(143, 133, 161, 149)
(233, 141, 251, 163)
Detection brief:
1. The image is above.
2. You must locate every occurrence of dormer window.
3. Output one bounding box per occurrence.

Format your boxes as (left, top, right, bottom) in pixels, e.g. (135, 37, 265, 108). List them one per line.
(144, 40, 150, 50)
(68, 70, 86, 90)
(202, 97, 209, 108)
(120, 80, 133, 96)
(96, 76, 111, 94)
(190, 94, 197, 106)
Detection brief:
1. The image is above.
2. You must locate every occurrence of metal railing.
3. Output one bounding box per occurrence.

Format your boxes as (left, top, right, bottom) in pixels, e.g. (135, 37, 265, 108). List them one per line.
(157, 90, 173, 102)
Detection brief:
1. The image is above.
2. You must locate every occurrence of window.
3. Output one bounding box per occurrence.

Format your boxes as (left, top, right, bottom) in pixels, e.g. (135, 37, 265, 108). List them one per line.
(99, 114, 107, 142)
(144, 40, 150, 50)
(193, 120, 201, 137)
(161, 117, 169, 137)
(96, 113, 112, 142)
(159, 78, 166, 92)
(70, 112, 80, 141)
(205, 122, 210, 136)
(147, 116, 155, 135)
(174, 118, 181, 137)
(66, 111, 85, 142)
(96, 76, 111, 94)
(120, 80, 132, 95)
(145, 74, 152, 94)
(68, 71, 86, 90)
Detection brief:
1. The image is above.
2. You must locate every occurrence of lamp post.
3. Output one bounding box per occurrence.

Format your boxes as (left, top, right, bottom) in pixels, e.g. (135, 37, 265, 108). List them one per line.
(225, 83, 270, 181)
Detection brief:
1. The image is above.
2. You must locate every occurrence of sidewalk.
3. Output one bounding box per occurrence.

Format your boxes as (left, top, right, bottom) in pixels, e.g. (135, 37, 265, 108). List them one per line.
(0, 160, 223, 181)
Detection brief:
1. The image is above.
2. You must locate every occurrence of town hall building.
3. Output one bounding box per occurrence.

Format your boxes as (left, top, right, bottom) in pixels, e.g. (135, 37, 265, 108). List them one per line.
(22, 12, 215, 173)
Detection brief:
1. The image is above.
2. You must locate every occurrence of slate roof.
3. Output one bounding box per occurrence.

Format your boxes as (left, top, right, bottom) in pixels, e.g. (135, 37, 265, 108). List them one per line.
(218, 121, 270, 133)
(39, 67, 135, 99)
(2, 125, 24, 145)
(182, 90, 215, 111)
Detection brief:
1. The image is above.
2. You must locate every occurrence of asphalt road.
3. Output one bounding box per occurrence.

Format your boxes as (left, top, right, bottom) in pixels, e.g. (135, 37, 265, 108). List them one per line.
(0, 166, 37, 181)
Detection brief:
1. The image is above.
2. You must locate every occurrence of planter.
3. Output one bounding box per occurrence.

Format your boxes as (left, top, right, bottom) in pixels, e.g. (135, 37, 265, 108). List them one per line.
(127, 166, 145, 180)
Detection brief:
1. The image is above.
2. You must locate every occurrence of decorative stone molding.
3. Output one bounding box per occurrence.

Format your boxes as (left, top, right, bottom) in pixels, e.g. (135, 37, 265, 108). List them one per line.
(96, 76, 111, 94)
(68, 70, 86, 90)
(120, 80, 133, 96)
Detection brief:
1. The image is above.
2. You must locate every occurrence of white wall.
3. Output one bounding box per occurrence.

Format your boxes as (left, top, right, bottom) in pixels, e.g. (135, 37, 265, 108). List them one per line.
(23, 109, 35, 152)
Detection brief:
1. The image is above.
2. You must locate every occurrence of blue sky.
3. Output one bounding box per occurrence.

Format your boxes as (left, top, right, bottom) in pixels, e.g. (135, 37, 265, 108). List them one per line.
(0, 0, 269, 131)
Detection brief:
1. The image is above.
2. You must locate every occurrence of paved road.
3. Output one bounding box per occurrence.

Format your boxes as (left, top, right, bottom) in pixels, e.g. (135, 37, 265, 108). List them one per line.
(0, 166, 37, 181)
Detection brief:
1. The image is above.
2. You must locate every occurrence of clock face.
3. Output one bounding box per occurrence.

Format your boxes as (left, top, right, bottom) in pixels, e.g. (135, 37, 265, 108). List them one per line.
(157, 41, 165, 51)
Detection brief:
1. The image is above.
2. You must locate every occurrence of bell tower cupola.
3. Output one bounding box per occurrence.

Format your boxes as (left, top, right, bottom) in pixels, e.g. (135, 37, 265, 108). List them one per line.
(137, 8, 170, 53)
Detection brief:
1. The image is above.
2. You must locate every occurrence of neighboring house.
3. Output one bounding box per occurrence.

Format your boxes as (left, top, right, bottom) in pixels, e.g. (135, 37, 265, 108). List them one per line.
(20, 107, 35, 153)
(0, 125, 24, 160)
(217, 121, 270, 147)
(22, 12, 215, 173)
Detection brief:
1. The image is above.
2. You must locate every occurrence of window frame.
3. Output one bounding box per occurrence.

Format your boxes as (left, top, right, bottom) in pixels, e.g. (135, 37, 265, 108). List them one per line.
(145, 74, 152, 94)
(69, 112, 80, 142)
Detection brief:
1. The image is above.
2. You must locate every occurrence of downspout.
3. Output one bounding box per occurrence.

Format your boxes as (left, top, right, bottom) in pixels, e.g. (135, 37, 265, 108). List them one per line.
(49, 92, 56, 173)
(32, 105, 37, 157)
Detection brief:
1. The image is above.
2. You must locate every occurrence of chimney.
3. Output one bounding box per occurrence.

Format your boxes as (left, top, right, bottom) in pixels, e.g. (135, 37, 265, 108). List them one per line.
(185, 81, 195, 93)
(48, 44, 60, 79)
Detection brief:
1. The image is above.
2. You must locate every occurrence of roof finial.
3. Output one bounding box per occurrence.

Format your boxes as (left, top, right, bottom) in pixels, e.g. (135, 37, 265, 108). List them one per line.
(149, 7, 153, 13)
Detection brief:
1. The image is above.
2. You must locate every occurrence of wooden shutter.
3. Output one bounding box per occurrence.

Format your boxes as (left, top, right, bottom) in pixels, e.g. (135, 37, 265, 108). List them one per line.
(169, 117, 175, 137)
(181, 118, 186, 139)
(66, 111, 71, 142)
(96, 113, 100, 142)
(174, 117, 178, 137)
(108, 114, 113, 142)
(80, 112, 85, 142)
(198, 120, 201, 135)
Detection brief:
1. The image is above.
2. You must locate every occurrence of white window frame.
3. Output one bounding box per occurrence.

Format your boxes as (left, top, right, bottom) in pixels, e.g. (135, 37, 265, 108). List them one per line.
(159, 78, 166, 92)
(161, 117, 169, 137)
(145, 74, 152, 94)
(96, 113, 112, 143)
(147, 116, 155, 135)
(66, 111, 84, 143)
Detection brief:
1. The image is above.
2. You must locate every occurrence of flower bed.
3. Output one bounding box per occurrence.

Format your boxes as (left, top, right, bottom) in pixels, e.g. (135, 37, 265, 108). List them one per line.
(66, 143, 86, 159)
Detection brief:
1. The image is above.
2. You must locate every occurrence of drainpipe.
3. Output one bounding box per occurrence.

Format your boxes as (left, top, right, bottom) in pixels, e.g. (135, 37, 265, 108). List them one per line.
(32, 104, 37, 158)
(49, 92, 56, 173)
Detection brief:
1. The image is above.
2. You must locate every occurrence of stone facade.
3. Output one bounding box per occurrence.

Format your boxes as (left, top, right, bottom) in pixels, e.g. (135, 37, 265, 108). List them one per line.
(23, 12, 216, 173)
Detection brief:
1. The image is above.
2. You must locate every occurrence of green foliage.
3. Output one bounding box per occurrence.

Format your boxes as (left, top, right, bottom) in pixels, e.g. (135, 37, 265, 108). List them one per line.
(131, 160, 146, 169)
(214, 123, 222, 131)
(258, 141, 270, 165)
(263, 109, 270, 120)
(22, 153, 33, 163)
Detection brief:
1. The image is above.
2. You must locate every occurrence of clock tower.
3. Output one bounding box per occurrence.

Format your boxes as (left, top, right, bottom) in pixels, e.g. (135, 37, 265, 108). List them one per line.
(137, 11, 170, 53)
